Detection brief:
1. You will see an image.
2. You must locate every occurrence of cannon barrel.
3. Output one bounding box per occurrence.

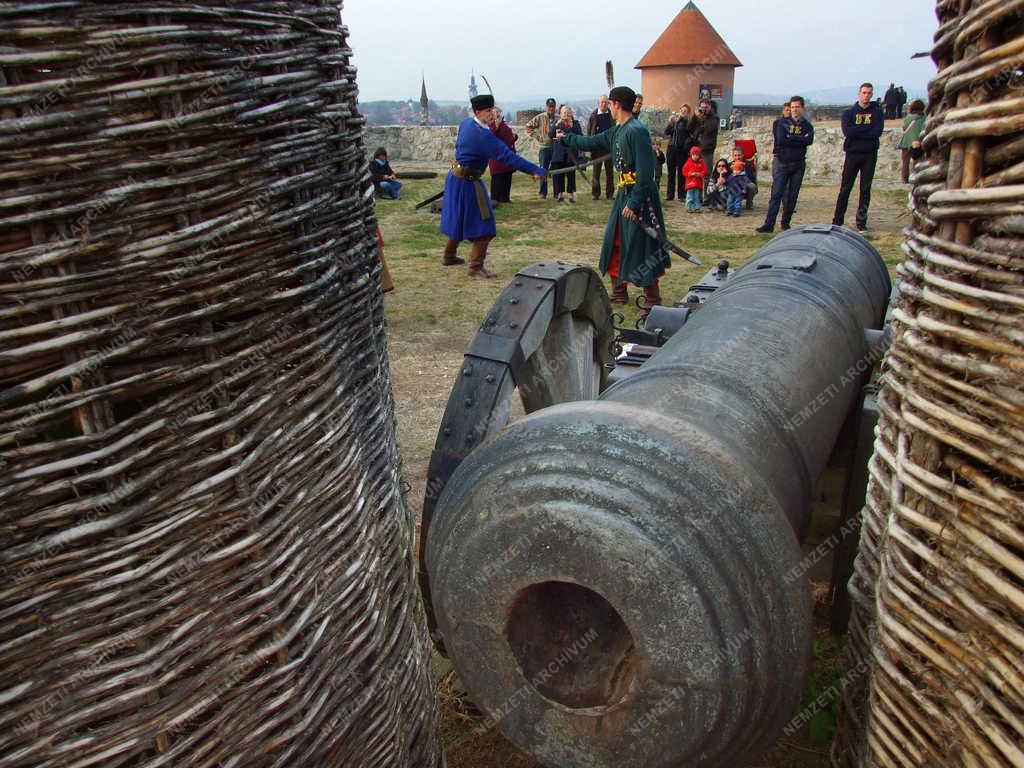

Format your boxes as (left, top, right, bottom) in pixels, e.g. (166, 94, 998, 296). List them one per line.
(426, 225, 891, 768)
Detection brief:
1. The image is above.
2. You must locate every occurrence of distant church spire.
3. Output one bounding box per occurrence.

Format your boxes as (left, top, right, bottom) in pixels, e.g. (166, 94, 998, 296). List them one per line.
(420, 74, 429, 125)
(468, 72, 478, 99)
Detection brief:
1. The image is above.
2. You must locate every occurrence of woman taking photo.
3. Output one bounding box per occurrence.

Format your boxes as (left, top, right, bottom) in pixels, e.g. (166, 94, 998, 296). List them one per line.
(548, 105, 583, 202)
(704, 158, 730, 212)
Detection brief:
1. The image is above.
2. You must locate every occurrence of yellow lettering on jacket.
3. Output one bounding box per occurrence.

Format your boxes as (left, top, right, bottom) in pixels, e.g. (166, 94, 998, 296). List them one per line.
(855, 113, 872, 125)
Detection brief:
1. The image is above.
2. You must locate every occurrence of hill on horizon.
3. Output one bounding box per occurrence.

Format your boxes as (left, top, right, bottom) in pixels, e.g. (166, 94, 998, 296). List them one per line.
(736, 83, 927, 105)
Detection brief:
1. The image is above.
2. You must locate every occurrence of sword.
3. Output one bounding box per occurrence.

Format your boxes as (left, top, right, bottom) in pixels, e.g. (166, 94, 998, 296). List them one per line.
(629, 214, 702, 265)
(480, 75, 496, 101)
(416, 160, 569, 210)
(545, 160, 593, 177)
(414, 189, 445, 210)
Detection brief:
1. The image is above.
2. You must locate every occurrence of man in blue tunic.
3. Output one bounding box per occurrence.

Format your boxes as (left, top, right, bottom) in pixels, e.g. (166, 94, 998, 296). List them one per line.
(441, 94, 547, 278)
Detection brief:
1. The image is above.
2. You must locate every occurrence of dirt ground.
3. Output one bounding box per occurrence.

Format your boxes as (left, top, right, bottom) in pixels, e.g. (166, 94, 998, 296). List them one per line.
(377, 174, 908, 767)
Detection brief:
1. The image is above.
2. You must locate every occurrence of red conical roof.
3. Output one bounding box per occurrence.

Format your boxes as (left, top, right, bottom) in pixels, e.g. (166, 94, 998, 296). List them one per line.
(635, 2, 742, 69)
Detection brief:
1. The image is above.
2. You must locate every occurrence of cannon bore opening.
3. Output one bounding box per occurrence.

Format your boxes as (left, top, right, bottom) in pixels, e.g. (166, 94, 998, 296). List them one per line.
(505, 581, 639, 710)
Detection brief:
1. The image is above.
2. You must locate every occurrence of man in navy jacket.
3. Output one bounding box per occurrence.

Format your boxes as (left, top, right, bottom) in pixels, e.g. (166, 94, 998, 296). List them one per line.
(757, 96, 815, 233)
(833, 83, 885, 231)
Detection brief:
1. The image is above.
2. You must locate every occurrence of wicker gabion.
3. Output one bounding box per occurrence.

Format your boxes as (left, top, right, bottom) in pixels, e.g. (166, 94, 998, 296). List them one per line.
(0, 3, 438, 766)
(833, 1, 1024, 766)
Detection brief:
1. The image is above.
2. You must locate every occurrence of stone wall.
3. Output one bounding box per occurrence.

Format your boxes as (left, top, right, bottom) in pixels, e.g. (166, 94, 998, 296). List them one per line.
(736, 105, 853, 121)
(366, 124, 907, 186)
(717, 125, 905, 185)
(365, 125, 461, 163)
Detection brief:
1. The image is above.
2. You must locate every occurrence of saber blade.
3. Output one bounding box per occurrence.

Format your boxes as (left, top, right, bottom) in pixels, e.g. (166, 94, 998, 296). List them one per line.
(414, 189, 445, 210)
(640, 224, 702, 265)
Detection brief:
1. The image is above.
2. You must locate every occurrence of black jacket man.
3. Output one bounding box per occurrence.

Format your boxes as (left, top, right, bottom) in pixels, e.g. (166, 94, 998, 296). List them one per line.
(833, 83, 885, 231)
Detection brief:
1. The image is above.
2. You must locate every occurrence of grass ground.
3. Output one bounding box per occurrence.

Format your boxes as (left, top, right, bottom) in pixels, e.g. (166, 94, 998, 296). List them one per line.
(377, 174, 908, 767)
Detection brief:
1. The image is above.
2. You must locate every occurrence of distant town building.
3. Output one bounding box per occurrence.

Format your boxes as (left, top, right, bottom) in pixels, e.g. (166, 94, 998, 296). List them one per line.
(420, 75, 429, 125)
(635, 1, 742, 119)
(468, 73, 478, 99)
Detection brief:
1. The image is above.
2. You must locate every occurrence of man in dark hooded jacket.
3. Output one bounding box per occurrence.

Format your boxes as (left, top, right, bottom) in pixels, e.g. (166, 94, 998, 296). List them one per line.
(695, 99, 719, 158)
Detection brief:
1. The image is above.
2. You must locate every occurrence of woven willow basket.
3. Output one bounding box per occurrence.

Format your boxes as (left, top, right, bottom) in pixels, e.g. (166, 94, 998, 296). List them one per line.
(833, 1, 1024, 766)
(0, 3, 438, 766)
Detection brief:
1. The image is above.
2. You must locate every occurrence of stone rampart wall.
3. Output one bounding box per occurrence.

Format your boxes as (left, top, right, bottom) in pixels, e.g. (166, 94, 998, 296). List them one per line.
(366, 124, 908, 185)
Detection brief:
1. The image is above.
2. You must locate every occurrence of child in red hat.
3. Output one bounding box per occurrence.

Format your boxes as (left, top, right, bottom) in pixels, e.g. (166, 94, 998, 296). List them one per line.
(682, 146, 708, 212)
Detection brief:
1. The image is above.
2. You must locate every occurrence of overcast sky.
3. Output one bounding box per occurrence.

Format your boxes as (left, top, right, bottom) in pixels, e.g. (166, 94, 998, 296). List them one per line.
(344, 0, 939, 103)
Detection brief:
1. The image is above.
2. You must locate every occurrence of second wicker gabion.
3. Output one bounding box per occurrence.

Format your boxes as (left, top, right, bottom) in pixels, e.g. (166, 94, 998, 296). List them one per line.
(834, 1, 1024, 766)
(0, 3, 438, 766)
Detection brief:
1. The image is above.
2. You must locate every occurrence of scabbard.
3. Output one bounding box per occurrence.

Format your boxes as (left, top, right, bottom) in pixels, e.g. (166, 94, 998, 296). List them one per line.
(474, 179, 491, 221)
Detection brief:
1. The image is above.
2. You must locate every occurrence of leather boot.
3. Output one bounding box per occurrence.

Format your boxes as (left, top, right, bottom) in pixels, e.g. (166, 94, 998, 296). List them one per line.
(640, 280, 662, 313)
(442, 238, 465, 266)
(467, 239, 494, 278)
(609, 278, 629, 304)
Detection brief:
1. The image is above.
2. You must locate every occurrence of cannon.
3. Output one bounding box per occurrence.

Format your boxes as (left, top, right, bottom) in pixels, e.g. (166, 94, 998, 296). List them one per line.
(422, 225, 892, 768)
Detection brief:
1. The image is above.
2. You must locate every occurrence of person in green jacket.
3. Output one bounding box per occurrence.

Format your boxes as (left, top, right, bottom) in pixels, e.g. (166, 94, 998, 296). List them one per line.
(899, 99, 926, 183)
(557, 85, 669, 309)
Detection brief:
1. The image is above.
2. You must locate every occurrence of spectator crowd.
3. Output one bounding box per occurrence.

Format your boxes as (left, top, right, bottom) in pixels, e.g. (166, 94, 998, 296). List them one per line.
(376, 83, 926, 236)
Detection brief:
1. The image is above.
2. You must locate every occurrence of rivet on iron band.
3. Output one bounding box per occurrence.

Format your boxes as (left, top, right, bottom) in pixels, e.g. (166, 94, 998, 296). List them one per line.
(485, 374, 496, 384)
(464, 398, 473, 407)
(509, 322, 518, 328)
(510, 298, 519, 305)
(463, 365, 473, 376)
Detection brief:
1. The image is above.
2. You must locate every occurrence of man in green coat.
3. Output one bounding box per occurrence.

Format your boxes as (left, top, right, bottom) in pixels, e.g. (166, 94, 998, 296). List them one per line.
(557, 85, 669, 308)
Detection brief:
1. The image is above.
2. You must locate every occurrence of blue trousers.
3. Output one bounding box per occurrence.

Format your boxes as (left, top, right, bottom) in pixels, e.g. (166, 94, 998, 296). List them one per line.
(763, 161, 805, 228)
(379, 179, 402, 199)
(538, 147, 553, 197)
(685, 188, 702, 210)
(726, 190, 743, 215)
